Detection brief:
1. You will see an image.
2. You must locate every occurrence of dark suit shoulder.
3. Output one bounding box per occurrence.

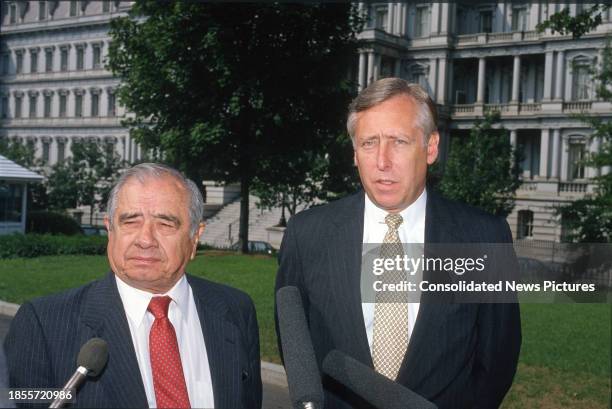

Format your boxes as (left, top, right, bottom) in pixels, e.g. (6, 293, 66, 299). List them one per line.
(288, 191, 362, 230)
(428, 191, 512, 243)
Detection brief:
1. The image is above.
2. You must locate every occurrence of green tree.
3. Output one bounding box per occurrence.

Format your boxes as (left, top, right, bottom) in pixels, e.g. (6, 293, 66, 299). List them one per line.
(438, 112, 521, 217)
(537, 5, 612, 242)
(107, 1, 362, 252)
(47, 140, 125, 223)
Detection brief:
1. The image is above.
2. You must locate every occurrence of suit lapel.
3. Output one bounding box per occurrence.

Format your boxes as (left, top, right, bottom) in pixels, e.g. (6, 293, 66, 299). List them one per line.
(80, 272, 148, 408)
(329, 191, 373, 367)
(397, 191, 462, 388)
(188, 275, 241, 409)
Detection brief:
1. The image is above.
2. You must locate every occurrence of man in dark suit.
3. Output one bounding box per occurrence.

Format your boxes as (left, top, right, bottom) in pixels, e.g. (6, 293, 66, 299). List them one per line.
(5, 163, 262, 408)
(276, 78, 521, 409)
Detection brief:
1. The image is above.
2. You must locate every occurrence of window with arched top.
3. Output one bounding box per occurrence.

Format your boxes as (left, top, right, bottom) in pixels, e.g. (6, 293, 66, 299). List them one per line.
(517, 210, 534, 239)
(567, 136, 586, 181)
(571, 56, 593, 100)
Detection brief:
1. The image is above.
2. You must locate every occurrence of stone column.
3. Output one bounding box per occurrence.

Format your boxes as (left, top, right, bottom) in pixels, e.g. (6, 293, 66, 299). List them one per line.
(555, 50, 565, 100)
(511, 55, 521, 103)
(367, 51, 375, 85)
(358, 51, 367, 91)
(387, 3, 394, 34)
(440, 3, 450, 34)
(543, 51, 554, 100)
(477, 57, 486, 103)
(550, 129, 560, 178)
(510, 130, 517, 149)
(431, 3, 440, 34)
(437, 57, 447, 104)
(560, 134, 569, 181)
(539, 129, 550, 178)
(587, 135, 600, 178)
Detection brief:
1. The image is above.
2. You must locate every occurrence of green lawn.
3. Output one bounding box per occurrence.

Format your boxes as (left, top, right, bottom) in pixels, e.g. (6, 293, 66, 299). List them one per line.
(0, 253, 610, 408)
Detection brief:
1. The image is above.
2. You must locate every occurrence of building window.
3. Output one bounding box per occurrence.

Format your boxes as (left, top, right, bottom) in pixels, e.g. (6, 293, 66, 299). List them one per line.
(1, 54, 8, 75)
(39, 1, 46, 20)
(9, 3, 16, 24)
(91, 93, 99, 117)
(415, 6, 431, 38)
(1, 96, 8, 118)
(0, 182, 23, 223)
(59, 94, 67, 117)
(44, 94, 52, 117)
(76, 47, 84, 70)
(15, 95, 22, 118)
(42, 140, 50, 164)
(45, 49, 53, 72)
(92, 45, 101, 69)
(568, 142, 585, 180)
(30, 50, 38, 73)
(75, 94, 83, 117)
(518, 133, 540, 179)
(105, 141, 115, 157)
(380, 56, 395, 79)
(572, 60, 591, 100)
(57, 140, 65, 163)
(60, 48, 68, 71)
(374, 5, 388, 31)
(29, 95, 37, 118)
(479, 10, 493, 33)
(517, 210, 534, 239)
(108, 93, 116, 116)
(16, 52, 23, 74)
(102, 1, 111, 13)
(511, 7, 527, 31)
(70, 1, 77, 16)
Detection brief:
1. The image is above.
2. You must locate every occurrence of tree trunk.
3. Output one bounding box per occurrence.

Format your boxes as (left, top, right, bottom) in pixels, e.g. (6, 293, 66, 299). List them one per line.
(239, 173, 250, 254)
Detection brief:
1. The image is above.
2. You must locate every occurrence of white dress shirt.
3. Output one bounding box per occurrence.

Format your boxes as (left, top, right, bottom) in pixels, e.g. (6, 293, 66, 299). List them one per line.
(361, 189, 427, 351)
(115, 275, 215, 408)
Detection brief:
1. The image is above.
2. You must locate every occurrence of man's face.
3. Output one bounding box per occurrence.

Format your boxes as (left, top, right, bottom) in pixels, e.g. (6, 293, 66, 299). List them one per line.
(104, 176, 205, 293)
(353, 95, 439, 213)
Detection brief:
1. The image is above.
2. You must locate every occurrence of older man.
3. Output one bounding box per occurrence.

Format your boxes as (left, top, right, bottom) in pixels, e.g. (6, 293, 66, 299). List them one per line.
(276, 78, 521, 409)
(5, 163, 262, 408)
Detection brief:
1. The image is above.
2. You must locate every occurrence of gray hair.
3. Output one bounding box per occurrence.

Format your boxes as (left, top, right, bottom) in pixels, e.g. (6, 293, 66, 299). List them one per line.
(347, 77, 438, 146)
(107, 163, 204, 236)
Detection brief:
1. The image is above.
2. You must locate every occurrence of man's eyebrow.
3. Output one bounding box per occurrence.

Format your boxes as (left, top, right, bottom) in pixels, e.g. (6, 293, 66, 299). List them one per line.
(153, 213, 181, 226)
(118, 212, 142, 222)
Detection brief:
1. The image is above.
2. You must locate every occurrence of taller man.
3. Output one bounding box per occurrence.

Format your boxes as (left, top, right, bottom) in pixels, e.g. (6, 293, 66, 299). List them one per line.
(276, 78, 521, 409)
(6, 163, 262, 408)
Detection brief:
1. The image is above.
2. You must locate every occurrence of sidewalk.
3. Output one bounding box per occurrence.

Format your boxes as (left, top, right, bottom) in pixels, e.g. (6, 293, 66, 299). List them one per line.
(0, 301, 290, 408)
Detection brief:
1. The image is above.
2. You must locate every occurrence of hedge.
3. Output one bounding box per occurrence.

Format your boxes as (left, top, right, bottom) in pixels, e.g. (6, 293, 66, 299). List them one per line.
(0, 234, 107, 259)
(26, 211, 83, 236)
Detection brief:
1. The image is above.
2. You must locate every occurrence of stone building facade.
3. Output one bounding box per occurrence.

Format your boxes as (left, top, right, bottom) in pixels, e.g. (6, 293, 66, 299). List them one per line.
(357, 3, 612, 241)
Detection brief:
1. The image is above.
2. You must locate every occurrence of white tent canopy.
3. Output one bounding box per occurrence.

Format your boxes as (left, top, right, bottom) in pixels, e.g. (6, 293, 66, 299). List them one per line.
(0, 154, 44, 183)
(0, 155, 43, 235)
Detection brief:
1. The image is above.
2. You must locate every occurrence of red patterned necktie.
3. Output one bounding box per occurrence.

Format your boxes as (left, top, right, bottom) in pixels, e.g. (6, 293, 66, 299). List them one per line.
(148, 296, 191, 409)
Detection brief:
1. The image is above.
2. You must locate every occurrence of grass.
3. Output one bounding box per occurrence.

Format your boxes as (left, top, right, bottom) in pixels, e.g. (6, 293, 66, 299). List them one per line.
(0, 253, 610, 408)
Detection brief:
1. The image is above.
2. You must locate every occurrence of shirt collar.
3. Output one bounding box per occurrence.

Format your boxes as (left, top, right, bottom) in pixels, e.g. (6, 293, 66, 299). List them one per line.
(115, 274, 190, 328)
(364, 188, 427, 230)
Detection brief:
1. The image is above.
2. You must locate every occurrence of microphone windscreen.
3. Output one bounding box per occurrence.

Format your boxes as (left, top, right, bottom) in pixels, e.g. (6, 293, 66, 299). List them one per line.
(323, 350, 437, 409)
(276, 286, 324, 408)
(77, 338, 108, 377)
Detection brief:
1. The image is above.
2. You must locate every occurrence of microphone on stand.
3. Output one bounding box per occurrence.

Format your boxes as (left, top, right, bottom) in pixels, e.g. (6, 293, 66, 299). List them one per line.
(323, 350, 437, 409)
(49, 338, 108, 408)
(276, 286, 324, 409)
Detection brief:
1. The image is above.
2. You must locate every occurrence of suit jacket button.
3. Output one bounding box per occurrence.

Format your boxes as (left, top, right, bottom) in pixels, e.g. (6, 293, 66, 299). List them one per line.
(242, 370, 249, 381)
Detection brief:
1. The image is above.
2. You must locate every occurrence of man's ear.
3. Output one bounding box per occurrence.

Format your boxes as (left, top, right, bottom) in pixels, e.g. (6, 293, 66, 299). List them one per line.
(190, 222, 206, 259)
(103, 216, 111, 233)
(427, 132, 440, 165)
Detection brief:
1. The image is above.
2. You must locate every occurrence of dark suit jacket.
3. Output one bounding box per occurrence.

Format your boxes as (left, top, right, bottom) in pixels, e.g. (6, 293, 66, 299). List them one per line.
(275, 190, 521, 409)
(5, 272, 262, 409)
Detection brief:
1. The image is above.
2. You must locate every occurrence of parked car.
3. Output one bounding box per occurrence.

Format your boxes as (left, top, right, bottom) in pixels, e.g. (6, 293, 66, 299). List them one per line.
(231, 240, 276, 255)
(81, 225, 108, 236)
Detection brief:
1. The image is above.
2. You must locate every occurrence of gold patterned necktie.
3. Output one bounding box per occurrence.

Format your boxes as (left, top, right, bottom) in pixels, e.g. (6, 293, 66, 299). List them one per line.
(371, 213, 410, 380)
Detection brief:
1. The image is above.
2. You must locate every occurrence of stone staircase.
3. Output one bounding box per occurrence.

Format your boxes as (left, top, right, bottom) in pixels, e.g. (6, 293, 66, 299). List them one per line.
(201, 195, 299, 249)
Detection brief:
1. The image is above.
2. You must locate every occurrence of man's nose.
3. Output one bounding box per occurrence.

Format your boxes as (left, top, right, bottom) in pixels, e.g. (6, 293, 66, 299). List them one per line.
(376, 141, 392, 170)
(135, 221, 157, 248)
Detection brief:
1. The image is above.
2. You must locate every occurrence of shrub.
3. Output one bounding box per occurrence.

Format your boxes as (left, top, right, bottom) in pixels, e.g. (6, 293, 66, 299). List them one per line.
(26, 211, 83, 236)
(0, 234, 107, 259)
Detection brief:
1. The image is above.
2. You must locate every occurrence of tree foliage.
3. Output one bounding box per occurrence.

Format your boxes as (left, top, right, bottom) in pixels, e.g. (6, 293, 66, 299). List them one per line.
(47, 140, 125, 222)
(536, 5, 611, 39)
(438, 112, 521, 217)
(107, 1, 362, 251)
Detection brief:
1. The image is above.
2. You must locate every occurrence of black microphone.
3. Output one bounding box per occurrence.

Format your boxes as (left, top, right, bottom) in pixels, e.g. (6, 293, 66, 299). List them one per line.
(49, 338, 108, 408)
(276, 286, 324, 409)
(322, 350, 437, 409)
